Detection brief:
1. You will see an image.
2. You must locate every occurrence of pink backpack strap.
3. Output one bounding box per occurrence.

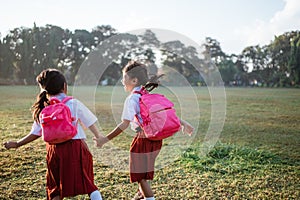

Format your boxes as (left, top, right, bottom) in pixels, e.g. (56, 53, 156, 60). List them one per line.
(49, 97, 61, 105)
(61, 96, 76, 122)
(61, 96, 73, 104)
(133, 87, 148, 95)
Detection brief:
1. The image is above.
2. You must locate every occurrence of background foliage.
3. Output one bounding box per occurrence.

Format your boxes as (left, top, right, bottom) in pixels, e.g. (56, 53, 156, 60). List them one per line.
(0, 25, 299, 87)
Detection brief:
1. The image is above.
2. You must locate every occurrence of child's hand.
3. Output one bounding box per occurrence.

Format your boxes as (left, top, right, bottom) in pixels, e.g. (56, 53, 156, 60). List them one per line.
(93, 135, 109, 148)
(3, 141, 19, 149)
(181, 121, 194, 136)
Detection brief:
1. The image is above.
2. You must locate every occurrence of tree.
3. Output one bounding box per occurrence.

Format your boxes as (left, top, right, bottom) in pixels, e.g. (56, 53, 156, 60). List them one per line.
(66, 29, 94, 84)
(6, 27, 36, 84)
(161, 40, 202, 86)
(91, 25, 117, 47)
(0, 36, 13, 83)
(203, 37, 226, 65)
(288, 32, 300, 86)
(218, 58, 238, 86)
(139, 29, 160, 48)
(32, 24, 72, 77)
(267, 31, 298, 86)
(240, 45, 267, 86)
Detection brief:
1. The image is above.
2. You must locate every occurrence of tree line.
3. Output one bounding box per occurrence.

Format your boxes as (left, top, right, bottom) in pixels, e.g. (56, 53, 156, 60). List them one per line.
(0, 24, 299, 87)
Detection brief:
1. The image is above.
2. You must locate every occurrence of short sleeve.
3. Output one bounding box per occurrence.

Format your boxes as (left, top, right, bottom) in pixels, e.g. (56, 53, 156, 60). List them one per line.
(121, 96, 139, 121)
(29, 121, 42, 136)
(74, 100, 98, 128)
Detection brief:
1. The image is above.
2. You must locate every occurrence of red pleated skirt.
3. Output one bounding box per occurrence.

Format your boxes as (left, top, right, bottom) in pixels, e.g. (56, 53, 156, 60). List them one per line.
(130, 132, 163, 183)
(46, 139, 98, 199)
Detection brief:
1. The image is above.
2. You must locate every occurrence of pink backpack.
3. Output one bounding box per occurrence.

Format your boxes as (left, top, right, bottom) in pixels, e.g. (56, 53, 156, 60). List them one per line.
(39, 96, 77, 144)
(134, 87, 181, 140)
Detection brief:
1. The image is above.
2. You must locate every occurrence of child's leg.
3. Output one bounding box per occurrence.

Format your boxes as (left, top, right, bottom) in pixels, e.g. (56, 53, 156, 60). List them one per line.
(139, 179, 154, 198)
(89, 190, 102, 200)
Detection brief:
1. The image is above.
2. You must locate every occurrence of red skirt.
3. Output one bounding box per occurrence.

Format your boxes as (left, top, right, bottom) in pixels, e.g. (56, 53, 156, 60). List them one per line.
(46, 139, 98, 199)
(130, 132, 162, 183)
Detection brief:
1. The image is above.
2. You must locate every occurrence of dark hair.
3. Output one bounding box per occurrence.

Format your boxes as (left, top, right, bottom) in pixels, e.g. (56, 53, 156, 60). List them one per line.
(32, 69, 66, 122)
(123, 60, 164, 92)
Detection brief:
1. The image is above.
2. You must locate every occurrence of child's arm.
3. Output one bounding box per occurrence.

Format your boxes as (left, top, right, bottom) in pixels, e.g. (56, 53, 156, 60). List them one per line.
(180, 119, 194, 136)
(106, 120, 130, 140)
(3, 134, 40, 149)
(93, 119, 130, 147)
(88, 123, 109, 147)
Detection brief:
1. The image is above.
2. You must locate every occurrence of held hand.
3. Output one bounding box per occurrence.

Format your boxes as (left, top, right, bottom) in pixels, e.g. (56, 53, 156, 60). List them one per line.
(182, 121, 194, 136)
(93, 135, 109, 148)
(3, 141, 19, 150)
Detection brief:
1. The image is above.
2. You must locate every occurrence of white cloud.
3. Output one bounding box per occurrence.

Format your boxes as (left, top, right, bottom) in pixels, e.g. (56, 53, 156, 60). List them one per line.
(270, 0, 300, 31)
(235, 0, 300, 51)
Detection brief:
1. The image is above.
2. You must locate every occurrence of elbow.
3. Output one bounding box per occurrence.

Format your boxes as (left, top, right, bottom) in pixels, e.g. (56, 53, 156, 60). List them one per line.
(119, 120, 130, 131)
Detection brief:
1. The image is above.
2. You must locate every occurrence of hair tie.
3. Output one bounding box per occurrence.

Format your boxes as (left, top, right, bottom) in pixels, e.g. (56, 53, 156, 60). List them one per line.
(40, 89, 48, 94)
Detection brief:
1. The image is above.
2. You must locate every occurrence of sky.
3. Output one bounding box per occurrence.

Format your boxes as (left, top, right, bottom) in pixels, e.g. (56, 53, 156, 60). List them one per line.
(0, 0, 299, 55)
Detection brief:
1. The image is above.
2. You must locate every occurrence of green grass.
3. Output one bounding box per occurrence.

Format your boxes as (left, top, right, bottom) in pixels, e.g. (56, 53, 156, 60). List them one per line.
(0, 86, 299, 199)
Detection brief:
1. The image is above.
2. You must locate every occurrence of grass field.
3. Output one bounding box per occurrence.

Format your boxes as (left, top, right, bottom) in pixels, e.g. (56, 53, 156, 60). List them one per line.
(0, 86, 299, 199)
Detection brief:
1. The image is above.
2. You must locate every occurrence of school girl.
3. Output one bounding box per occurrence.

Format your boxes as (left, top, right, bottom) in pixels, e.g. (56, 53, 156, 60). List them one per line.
(4, 69, 106, 200)
(95, 61, 194, 200)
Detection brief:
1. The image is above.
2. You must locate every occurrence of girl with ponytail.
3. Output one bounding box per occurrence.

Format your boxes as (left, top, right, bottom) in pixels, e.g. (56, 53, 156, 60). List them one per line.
(95, 61, 194, 200)
(4, 69, 105, 200)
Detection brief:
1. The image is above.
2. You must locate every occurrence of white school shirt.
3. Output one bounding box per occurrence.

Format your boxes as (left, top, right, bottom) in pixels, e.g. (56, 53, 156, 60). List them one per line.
(121, 86, 143, 131)
(30, 93, 97, 139)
